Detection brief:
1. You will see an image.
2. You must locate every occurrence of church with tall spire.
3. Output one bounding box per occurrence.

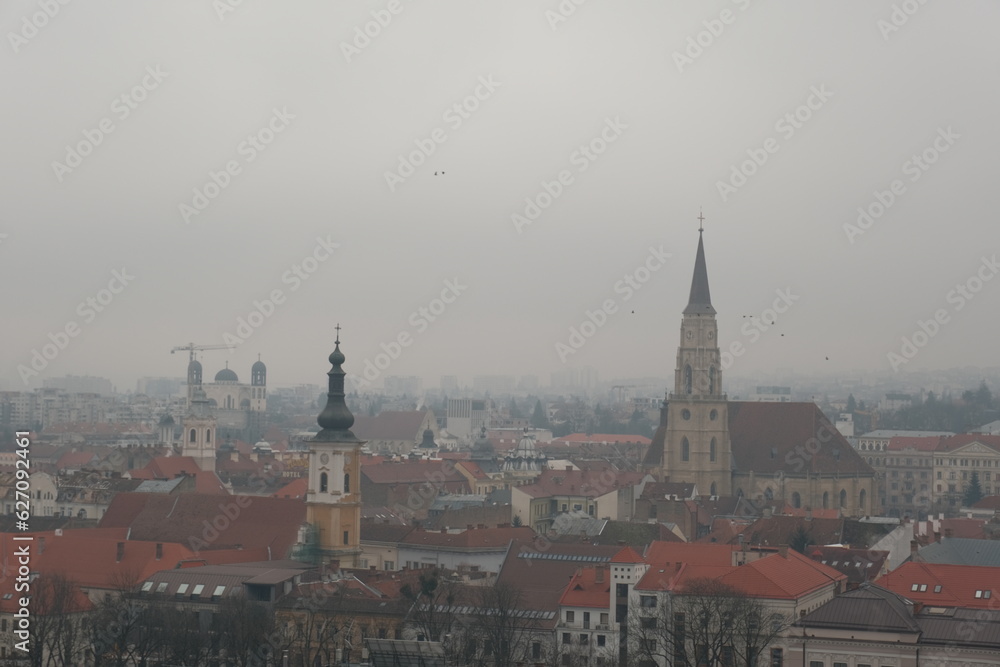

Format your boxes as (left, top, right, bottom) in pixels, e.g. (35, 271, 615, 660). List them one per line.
(644, 216, 879, 516)
(304, 326, 364, 568)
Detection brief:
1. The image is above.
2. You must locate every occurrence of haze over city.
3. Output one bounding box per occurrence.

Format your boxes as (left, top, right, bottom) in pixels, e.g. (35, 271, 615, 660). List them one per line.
(3, 1, 998, 393)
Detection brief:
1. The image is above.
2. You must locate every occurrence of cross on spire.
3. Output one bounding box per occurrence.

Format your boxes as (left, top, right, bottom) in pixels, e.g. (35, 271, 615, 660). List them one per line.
(698, 208, 705, 232)
(335, 323, 342, 344)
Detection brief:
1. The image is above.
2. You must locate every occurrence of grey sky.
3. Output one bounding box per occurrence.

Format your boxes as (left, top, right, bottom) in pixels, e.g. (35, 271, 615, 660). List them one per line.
(2, 1, 998, 392)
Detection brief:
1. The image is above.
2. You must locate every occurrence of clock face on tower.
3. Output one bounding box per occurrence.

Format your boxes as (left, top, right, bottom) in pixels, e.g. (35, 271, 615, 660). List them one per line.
(686, 330, 693, 339)
(320, 453, 329, 465)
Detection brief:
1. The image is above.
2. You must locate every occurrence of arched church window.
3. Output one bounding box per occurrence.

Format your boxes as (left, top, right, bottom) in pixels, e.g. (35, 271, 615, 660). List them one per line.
(710, 482, 717, 496)
(860, 489, 867, 510)
(681, 438, 690, 462)
(839, 489, 847, 509)
(206, 430, 211, 443)
(764, 487, 773, 501)
(822, 492, 829, 509)
(791, 492, 801, 509)
(710, 438, 717, 462)
(685, 365, 692, 394)
(709, 366, 716, 395)
(344, 473, 350, 494)
(189, 429, 196, 443)
(320, 473, 328, 493)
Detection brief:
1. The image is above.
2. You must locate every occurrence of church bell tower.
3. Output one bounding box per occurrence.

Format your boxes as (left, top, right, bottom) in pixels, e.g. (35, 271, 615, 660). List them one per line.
(661, 216, 732, 496)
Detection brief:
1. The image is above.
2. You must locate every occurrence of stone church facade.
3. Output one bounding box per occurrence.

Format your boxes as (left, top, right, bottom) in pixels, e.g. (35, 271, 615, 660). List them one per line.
(643, 225, 878, 517)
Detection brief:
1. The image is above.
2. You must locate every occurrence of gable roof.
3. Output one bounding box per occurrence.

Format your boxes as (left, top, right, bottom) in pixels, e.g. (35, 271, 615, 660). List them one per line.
(938, 434, 1000, 453)
(513, 469, 647, 499)
(98, 492, 305, 555)
(400, 526, 535, 550)
(560, 566, 612, 608)
(728, 402, 873, 475)
(880, 561, 1000, 608)
(796, 584, 920, 633)
(806, 545, 889, 584)
(361, 460, 468, 485)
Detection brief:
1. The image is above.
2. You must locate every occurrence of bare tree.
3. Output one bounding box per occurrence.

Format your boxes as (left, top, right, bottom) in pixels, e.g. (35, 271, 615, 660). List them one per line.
(628, 578, 788, 667)
(467, 581, 536, 667)
(401, 568, 458, 642)
(216, 593, 278, 667)
(26, 573, 86, 667)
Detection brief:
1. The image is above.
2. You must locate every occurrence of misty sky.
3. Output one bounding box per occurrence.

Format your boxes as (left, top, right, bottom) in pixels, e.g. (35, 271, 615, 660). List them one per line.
(2, 1, 998, 393)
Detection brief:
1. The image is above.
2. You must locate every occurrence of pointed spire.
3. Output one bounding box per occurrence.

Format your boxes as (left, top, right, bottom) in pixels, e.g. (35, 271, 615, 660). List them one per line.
(315, 324, 361, 442)
(683, 214, 716, 316)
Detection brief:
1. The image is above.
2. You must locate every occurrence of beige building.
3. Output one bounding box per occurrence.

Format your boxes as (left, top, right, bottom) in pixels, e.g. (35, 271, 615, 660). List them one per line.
(932, 434, 1000, 511)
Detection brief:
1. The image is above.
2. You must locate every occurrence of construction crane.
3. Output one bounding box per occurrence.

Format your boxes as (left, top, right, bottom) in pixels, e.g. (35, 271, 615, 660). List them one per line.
(171, 342, 235, 363)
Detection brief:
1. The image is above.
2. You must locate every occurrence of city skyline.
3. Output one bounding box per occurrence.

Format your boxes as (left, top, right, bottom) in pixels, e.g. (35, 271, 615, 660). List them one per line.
(3, 2, 998, 394)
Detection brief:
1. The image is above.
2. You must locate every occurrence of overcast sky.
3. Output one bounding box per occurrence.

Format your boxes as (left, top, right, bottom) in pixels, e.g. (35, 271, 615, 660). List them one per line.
(2, 1, 998, 393)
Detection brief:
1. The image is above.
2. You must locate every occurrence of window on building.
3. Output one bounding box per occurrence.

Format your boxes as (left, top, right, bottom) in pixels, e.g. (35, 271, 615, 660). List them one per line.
(685, 365, 692, 394)
(343, 530, 349, 545)
(580, 634, 588, 644)
(532, 642, 541, 659)
(681, 438, 690, 462)
(770, 648, 783, 667)
(189, 429, 196, 442)
(344, 473, 350, 493)
(834, 662, 848, 667)
(320, 472, 328, 493)
(710, 437, 717, 462)
(600, 612, 609, 625)
(562, 633, 570, 645)
(597, 634, 606, 647)
(566, 611, 575, 623)
(641, 617, 657, 629)
(640, 595, 657, 608)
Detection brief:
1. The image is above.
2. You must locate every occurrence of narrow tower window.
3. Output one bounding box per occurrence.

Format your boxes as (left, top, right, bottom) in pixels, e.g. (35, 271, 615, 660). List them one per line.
(206, 430, 211, 443)
(320, 472, 328, 493)
(681, 437, 690, 462)
(684, 365, 692, 394)
(344, 473, 350, 494)
(709, 367, 716, 395)
(710, 438, 717, 462)
(189, 429, 196, 443)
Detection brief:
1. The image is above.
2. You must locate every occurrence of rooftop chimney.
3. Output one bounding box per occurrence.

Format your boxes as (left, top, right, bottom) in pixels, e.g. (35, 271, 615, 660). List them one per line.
(910, 540, 919, 557)
(805, 506, 813, 521)
(778, 545, 788, 559)
(595, 565, 605, 583)
(944, 528, 953, 539)
(934, 531, 941, 543)
(763, 507, 773, 518)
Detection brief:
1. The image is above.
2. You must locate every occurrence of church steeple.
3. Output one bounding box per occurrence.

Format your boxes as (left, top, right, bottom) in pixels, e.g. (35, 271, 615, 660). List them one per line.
(315, 327, 360, 443)
(683, 216, 715, 316)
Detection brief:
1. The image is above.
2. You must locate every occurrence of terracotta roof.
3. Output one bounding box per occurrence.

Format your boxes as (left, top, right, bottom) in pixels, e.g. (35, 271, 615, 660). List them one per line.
(938, 434, 1000, 453)
(887, 436, 948, 452)
(55, 450, 98, 470)
(362, 460, 468, 485)
(400, 526, 535, 549)
(352, 411, 432, 441)
(98, 492, 305, 555)
(880, 561, 1000, 608)
(717, 549, 844, 599)
(456, 460, 488, 480)
(610, 545, 645, 563)
(361, 523, 414, 544)
(973, 495, 1000, 510)
(734, 515, 845, 548)
(728, 401, 874, 474)
(641, 482, 696, 500)
(559, 566, 612, 608)
(807, 545, 888, 584)
(272, 477, 307, 499)
(499, 540, 621, 614)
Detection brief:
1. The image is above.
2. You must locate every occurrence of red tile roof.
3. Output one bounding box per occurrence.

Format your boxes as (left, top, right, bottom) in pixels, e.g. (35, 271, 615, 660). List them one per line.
(362, 460, 468, 485)
(55, 450, 98, 470)
(456, 460, 489, 480)
(98, 492, 305, 555)
(887, 436, 948, 452)
(559, 566, 613, 608)
(973, 495, 1000, 510)
(273, 477, 307, 499)
(129, 456, 229, 494)
(880, 562, 1000, 608)
(937, 434, 1000, 453)
(611, 545, 645, 564)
